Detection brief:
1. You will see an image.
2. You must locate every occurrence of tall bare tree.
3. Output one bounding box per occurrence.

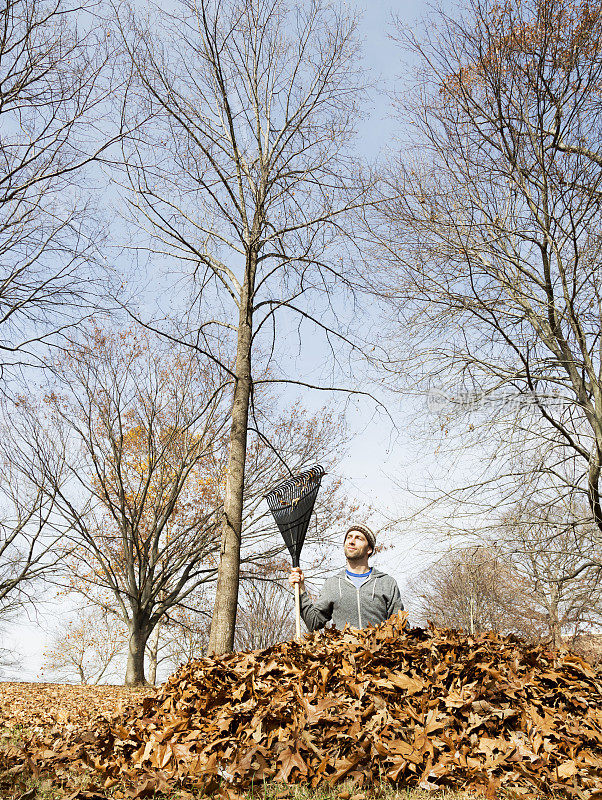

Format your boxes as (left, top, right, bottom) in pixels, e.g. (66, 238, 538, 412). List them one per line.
(117, 0, 370, 652)
(369, 0, 602, 569)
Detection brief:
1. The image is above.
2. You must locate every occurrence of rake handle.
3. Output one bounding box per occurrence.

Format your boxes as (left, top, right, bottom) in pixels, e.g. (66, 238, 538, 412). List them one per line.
(294, 581, 301, 640)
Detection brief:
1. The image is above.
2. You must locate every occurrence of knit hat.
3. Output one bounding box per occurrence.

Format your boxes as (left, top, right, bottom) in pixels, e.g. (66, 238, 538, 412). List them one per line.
(344, 524, 376, 554)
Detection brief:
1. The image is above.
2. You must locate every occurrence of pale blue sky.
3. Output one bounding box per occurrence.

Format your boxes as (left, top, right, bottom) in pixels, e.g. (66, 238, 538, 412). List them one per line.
(353, 0, 426, 145)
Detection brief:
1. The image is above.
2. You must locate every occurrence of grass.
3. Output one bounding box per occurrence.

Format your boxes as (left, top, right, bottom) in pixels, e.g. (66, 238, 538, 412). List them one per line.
(263, 787, 477, 800)
(5, 780, 482, 800)
(1, 772, 553, 800)
(0, 724, 30, 747)
(249, 780, 510, 800)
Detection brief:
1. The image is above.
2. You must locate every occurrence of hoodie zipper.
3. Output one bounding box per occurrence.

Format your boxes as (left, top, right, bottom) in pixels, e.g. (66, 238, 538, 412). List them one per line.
(345, 572, 377, 628)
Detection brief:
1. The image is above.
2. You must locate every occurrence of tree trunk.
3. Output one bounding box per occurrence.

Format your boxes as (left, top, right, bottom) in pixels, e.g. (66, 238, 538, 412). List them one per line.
(548, 585, 561, 649)
(469, 589, 475, 635)
(147, 620, 161, 685)
(125, 619, 150, 686)
(208, 257, 255, 655)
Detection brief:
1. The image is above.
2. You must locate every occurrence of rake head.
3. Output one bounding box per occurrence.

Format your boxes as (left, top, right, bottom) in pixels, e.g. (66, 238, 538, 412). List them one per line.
(265, 464, 325, 567)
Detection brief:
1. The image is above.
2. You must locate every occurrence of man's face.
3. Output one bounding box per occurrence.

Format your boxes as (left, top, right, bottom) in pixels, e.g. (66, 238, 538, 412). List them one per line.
(344, 529, 372, 562)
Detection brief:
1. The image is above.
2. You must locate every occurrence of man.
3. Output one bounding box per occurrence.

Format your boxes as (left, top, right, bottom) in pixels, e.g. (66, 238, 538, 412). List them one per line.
(289, 523, 405, 631)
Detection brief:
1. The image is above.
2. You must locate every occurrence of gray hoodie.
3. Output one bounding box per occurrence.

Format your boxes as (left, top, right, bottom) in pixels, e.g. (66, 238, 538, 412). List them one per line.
(299, 567, 404, 631)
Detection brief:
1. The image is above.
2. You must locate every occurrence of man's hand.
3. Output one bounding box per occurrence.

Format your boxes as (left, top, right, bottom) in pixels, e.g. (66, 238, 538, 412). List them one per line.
(289, 566, 305, 594)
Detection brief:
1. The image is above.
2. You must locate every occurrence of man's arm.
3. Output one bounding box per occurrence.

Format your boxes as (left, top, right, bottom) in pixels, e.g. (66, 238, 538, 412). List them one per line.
(385, 577, 405, 620)
(299, 586, 334, 631)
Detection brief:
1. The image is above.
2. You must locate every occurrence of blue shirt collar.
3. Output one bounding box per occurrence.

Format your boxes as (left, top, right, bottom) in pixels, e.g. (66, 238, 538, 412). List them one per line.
(346, 567, 372, 578)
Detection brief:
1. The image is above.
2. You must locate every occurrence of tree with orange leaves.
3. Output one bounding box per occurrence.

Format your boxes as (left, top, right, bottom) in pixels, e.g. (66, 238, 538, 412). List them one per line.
(13, 327, 229, 685)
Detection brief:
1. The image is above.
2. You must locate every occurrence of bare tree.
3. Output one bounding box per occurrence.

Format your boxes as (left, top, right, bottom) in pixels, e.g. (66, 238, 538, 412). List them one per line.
(0, 391, 82, 617)
(0, 0, 123, 615)
(0, 449, 65, 616)
(498, 501, 602, 647)
(0, 0, 120, 381)
(117, 0, 370, 652)
(368, 0, 602, 569)
(414, 511, 602, 646)
(412, 546, 516, 635)
(41, 606, 127, 685)
(235, 561, 295, 651)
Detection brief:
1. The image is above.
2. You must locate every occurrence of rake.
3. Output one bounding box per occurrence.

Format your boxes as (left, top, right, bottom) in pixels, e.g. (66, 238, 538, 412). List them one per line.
(265, 464, 325, 639)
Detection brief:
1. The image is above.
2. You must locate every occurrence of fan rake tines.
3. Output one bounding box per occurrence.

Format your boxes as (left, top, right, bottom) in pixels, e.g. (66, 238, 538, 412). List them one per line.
(265, 464, 325, 568)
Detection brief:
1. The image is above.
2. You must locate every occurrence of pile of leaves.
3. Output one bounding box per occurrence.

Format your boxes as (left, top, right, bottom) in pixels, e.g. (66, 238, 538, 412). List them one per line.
(4, 615, 602, 799)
